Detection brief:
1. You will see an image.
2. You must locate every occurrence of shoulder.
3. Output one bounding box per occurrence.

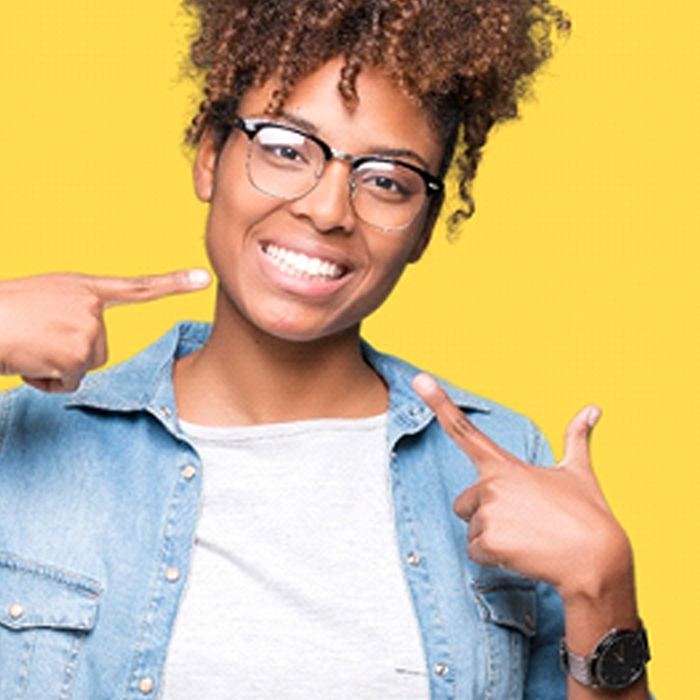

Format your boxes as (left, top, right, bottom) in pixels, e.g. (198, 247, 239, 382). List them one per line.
(363, 342, 553, 465)
(0, 383, 68, 430)
(0, 321, 207, 458)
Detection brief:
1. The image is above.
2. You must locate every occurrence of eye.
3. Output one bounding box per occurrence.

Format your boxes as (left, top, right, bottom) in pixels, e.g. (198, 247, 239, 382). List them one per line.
(358, 166, 420, 201)
(255, 126, 313, 168)
(367, 175, 407, 194)
(265, 144, 306, 163)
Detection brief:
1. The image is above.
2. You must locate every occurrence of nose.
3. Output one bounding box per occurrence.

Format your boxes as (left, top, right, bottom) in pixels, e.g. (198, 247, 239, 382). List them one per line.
(287, 159, 357, 234)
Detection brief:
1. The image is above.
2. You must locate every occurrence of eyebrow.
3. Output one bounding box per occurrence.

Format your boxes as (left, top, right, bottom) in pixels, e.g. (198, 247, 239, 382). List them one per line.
(276, 110, 434, 172)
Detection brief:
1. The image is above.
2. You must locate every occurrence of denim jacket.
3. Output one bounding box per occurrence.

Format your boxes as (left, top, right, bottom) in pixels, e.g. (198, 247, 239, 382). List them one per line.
(0, 321, 567, 700)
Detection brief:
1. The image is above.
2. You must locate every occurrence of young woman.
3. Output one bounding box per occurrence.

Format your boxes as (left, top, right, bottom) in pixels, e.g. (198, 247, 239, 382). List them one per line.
(0, 1, 651, 698)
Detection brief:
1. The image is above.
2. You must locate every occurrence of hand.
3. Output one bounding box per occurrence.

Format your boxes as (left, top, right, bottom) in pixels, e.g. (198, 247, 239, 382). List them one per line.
(412, 373, 632, 602)
(0, 270, 211, 393)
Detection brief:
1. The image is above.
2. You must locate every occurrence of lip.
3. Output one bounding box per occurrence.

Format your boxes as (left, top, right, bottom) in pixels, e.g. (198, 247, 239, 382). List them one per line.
(256, 239, 356, 298)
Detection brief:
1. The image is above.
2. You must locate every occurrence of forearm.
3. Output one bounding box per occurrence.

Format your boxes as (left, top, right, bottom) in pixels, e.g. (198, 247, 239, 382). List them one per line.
(561, 538, 649, 699)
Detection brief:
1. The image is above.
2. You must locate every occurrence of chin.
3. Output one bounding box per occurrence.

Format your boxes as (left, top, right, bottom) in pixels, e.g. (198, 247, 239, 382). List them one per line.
(258, 318, 349, 344)
(247, 304, 362, 345)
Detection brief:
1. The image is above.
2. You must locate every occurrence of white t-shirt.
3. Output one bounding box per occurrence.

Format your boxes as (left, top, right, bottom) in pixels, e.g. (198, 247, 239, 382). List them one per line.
(160, 414, 430, 699)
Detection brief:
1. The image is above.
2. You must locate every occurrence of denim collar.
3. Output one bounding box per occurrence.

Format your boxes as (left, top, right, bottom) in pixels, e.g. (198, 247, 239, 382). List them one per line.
(65, 322, 490, 440)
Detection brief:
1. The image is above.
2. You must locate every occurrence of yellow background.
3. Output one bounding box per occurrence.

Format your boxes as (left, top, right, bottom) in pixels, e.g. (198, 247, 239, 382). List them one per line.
(1, 2, 697, 695)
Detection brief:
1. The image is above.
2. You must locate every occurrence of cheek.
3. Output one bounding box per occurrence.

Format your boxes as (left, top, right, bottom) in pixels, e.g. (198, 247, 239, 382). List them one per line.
(204, 175, 271, 264)
(354, 240, 420, 310)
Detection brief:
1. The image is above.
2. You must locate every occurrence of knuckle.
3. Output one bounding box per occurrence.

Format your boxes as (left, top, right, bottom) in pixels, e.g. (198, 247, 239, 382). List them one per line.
(67, 338, 93, 366)
(477, 529, 500, 556)
(87, 317, 104, 341)
(480, 477, 502, 500)
(61, 378, 81, 393)
(467, 540, 488, 565)
(84, 295, 104, 316)
(128, 276, 159, 294)
(446, 410, 472, 439)
(453, 497, 472, 519)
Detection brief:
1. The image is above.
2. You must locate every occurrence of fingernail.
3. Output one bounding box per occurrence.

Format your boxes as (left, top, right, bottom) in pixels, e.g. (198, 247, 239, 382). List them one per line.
(586, 405, 601, 427)
(187, 269, 211, 287)
(412, 373, 437, 394)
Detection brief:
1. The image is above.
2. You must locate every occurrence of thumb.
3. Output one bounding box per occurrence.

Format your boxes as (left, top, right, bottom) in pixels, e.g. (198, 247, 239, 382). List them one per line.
(560, 404, 601, 470)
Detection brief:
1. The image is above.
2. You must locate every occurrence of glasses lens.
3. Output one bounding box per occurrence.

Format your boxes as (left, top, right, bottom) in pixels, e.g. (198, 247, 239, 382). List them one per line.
(352, 161, 427, 231)
(245, 123, 430, 231)
(248, 126, 323, 200)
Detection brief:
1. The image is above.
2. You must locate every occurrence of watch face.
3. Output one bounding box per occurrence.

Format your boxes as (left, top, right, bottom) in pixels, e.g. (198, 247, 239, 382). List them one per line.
(594, 631, 647, 689)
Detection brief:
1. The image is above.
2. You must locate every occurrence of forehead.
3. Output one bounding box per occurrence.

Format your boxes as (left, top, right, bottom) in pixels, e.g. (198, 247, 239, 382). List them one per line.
(238, 58, 443, 171)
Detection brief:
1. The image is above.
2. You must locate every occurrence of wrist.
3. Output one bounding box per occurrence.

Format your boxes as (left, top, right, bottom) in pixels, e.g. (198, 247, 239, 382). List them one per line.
(559, 528, 639, 658)
(558, 522, 633, 605)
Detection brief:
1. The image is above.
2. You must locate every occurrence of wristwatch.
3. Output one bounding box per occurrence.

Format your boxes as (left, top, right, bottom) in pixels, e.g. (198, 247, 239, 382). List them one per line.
(559, 621, 650, 690)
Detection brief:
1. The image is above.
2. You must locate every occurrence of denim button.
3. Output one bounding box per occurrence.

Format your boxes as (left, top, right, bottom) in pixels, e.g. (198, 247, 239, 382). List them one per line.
(138, 677, 155, 694)
(164, 567, 181, 583)
(8, 603, 24, 620)
(406, 552, 421, 566)
(182, 464, 197, 480)
(434, 661, 449, 677)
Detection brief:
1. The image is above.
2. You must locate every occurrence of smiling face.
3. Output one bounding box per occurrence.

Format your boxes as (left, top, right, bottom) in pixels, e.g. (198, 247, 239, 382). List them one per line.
(193, 57, 444, 343)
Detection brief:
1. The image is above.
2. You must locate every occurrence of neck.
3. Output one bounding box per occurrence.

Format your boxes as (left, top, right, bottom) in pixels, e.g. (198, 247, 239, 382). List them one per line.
(173, 294, 387, 426)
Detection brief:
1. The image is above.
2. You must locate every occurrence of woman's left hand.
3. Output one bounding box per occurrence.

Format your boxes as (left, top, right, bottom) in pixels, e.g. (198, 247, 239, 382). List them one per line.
(412, 373, 632, 602)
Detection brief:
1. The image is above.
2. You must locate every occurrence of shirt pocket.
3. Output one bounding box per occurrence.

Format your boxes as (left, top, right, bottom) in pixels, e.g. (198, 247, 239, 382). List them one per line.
(0, 552, 103, 700)
(473, 576, 537, 700)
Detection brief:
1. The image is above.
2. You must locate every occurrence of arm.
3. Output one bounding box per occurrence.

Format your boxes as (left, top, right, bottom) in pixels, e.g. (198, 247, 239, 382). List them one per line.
(412, 374, 651, 699)
(528, 423, 649, 700)
(0, 271, 209, 392)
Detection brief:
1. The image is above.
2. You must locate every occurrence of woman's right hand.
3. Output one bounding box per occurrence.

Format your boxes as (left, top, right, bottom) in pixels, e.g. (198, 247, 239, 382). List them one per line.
(0, 270, 211, 392)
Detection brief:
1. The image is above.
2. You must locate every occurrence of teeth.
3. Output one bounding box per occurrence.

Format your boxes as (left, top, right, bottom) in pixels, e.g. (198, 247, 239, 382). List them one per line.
(264, 244, 345, 280)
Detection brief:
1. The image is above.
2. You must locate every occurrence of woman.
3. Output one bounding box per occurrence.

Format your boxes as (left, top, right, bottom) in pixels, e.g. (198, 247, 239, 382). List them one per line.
(0, 1, 651, 698)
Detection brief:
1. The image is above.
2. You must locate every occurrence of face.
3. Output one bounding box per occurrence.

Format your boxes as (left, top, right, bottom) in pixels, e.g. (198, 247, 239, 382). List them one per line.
(193, 57, 444, 343)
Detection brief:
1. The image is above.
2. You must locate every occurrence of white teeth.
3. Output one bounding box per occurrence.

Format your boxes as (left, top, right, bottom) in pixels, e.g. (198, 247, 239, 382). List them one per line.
(263, 243, 345, 280)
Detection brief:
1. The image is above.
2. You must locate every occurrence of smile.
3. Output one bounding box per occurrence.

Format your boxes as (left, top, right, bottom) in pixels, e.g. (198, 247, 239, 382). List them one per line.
(262, 243, 347, 280)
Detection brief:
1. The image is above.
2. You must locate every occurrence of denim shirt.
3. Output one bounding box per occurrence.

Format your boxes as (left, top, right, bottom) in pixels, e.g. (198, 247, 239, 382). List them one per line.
(0, 321, 568, 700)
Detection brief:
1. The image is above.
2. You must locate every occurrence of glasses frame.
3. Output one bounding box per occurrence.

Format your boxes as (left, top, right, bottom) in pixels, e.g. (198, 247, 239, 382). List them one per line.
(230, 115, 444, 231)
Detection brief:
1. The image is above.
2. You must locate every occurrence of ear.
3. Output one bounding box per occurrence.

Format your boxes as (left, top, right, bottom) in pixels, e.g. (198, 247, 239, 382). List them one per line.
(193, 128, 221, 202)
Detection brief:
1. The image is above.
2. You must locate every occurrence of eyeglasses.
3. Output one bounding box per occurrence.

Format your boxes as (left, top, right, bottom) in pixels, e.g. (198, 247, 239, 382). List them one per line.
(231, 115, 444, 232)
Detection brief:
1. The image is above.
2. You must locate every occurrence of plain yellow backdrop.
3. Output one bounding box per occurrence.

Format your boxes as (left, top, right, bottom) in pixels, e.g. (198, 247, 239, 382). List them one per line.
(1, 2, 698, 695)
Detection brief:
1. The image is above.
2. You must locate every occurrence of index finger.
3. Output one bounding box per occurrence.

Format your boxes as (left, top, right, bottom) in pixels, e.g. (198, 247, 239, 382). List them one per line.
(87, 269, 211, 308)
(412, 373, 515, 470)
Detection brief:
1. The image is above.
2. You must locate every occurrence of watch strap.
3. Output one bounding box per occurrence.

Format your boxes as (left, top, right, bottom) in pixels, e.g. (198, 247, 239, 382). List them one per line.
(560, 641, 595, 686)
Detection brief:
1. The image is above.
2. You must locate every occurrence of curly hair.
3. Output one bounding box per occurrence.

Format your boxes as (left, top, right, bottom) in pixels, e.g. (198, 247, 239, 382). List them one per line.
(182, 0, 569, 233)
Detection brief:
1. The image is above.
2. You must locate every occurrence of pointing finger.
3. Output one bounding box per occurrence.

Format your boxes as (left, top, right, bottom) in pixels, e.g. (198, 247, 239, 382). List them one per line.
(87, 269, 212, 308)
(560, 404, 601, 470)
(412, 373, 511, 470)
(453, 483, 481, 522)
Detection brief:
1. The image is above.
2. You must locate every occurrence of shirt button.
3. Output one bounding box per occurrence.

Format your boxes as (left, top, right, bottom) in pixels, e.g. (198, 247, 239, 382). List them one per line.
(160, 405, 172, 418)
(164, 567, 181, 583)
(138, 677, 155, 694)
(390, 451, 398, 460)
(182, 464, 197, 480)
(434, 661, 449, 677)
(406, 552, 421, 566)
(8, 603, 24, 620)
